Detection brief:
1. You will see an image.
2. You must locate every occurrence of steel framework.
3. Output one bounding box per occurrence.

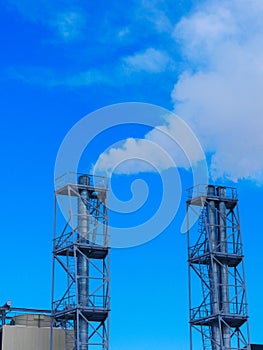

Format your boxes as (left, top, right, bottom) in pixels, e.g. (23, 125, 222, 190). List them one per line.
(0, 305, 51, 327)
(51, 173, 110, 350)
(187, 184, 249, 350)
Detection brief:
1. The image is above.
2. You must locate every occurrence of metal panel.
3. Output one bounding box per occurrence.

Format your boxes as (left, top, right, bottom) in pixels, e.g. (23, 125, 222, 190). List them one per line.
(12, 314, 50, 327)
(2, 325, 72, 350)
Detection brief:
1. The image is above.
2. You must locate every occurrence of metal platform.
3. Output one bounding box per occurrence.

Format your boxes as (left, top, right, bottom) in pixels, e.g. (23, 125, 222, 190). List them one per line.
(54, 307, 109, 323)
(56, 184, 107, 198)
(190, 314, 248, 328)
(189, 252, 243, 267)
(54, 243, 109, 260)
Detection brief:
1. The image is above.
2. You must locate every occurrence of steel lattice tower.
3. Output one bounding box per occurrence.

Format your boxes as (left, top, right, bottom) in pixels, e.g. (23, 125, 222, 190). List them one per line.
(187, 185, 249, 350)
(51, 173, 110, 350)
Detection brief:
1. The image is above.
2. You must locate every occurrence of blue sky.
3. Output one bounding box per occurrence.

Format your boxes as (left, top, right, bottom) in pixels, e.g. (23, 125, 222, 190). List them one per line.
(1, 0, 263, 349)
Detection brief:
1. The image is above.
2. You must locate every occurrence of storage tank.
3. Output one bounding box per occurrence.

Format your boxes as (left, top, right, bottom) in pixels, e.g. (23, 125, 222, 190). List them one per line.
(11, 314, 50, 327)
(0, 324, 74, 350)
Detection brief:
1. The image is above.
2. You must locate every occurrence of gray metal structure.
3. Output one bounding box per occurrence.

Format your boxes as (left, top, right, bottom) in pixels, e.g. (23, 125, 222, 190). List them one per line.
(187, 184, 249, 350)
(51, 173, 110, 350)
(0, 306, 63, 350)
(0, 306, 51, 327)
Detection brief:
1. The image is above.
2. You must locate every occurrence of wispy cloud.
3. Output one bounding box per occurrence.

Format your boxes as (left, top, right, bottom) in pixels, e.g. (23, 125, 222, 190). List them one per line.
(49, 11, 86, 41)
(172, 0, 263, 182)
(137, 0, 174, 34)
(4, 0, 86, 42)
(122, 48, 174, 74)
(8, 46, 175, 87)
(117, 27, 130, 40)
(6, 66, 110, 87)
(3, 0, 179, 88)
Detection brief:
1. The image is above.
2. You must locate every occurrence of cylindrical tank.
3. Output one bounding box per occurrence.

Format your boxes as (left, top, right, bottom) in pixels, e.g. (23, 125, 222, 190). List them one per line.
(11, 314, 50, 328)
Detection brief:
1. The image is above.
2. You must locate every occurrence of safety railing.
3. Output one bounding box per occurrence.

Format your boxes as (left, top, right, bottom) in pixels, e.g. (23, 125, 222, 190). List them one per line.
(55, 172, 108, 191)
(187, 184, 238, 201)
(53, 294, 110, 312)
(189, 241, 243, 258)
(191, 301, 248, 320)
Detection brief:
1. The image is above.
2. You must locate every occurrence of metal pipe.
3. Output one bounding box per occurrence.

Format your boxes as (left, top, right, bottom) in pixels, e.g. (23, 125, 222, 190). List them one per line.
(78, 175, 89, 350)
(187, 203, 193, 350)
(207, 186, 221, 350)
(217, 186, 230, 349)
(50, 194, 57, 350)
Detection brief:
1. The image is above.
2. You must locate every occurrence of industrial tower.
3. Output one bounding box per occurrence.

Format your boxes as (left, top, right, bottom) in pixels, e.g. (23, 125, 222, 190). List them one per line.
(51, 173, 110, 350)
(187, 185, 249, 350)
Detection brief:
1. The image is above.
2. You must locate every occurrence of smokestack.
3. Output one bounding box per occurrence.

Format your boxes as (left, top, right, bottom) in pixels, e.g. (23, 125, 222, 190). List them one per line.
(78, 175, 90, 349)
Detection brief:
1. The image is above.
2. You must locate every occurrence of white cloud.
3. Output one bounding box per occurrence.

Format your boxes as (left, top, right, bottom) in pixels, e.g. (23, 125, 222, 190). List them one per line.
(123, 48, 174, 73)
(174, 4, 238, 58)
(92, 114, 205, 176)
(172, 0, 263, 182)
(93, 138, 174, 175)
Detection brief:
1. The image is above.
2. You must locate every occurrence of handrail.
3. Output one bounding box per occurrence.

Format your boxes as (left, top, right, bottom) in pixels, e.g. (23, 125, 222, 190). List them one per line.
(187, 184, 238, 200)
(191, 301, 248, 320)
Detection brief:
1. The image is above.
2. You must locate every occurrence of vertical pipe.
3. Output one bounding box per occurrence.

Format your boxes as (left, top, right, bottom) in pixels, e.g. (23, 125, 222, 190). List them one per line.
(207, 186, 221, 350)
(103, 192, 108, 247)
(217, 187, 230, 349)
(78, 175, 89, 350)
(187, 203, 193, 350)
(50, 193, 57, 350)
(237, 204, 251, 348)
(1, 312, 5, 326)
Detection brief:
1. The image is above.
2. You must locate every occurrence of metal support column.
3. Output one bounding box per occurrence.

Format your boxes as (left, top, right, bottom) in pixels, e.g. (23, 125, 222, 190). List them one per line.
(187, 184, 249, 350)
(51, 172, 110, 350)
